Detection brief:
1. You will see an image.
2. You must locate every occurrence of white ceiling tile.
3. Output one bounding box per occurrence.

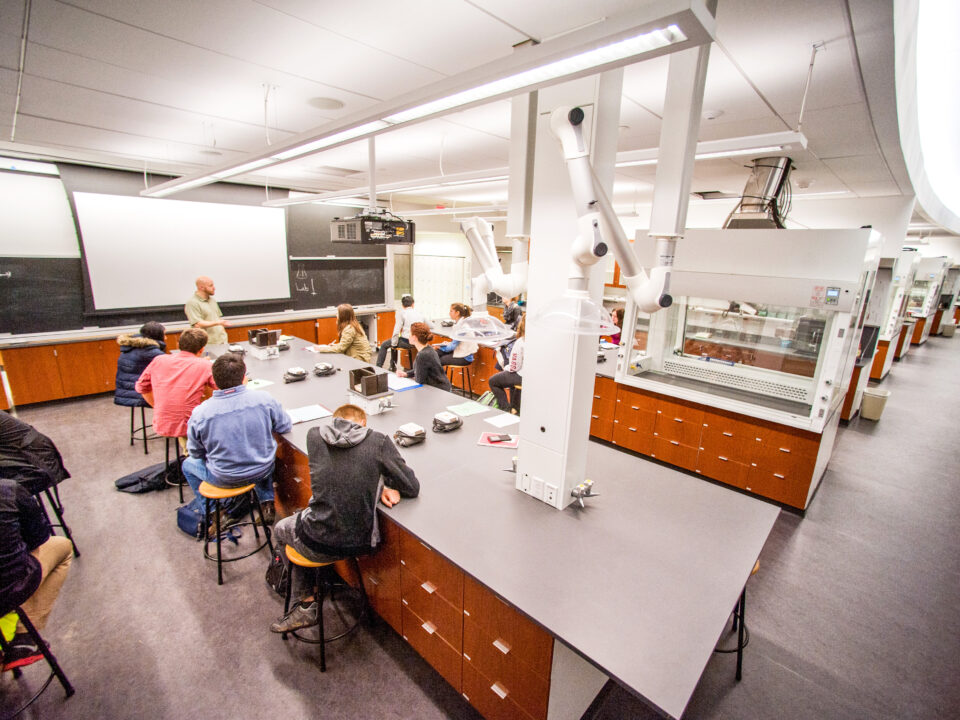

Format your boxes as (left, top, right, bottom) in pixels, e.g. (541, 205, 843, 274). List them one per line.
(822, 154, 894, 185)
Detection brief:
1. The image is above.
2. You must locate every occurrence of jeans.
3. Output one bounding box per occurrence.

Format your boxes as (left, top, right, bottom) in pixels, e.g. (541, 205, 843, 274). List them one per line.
(376, 337, 413, 369)
(273, 515, 344, 600)
(488, 370, 522, 411)
(181, 456, 275, 511)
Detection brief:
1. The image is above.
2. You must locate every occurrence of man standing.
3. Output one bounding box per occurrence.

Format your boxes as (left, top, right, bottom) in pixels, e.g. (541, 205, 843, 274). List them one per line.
(185, 276, 229, 345)
(269, 404, 418, 633)
(135, 328, 216, 445)
(182, 353, 291, 526)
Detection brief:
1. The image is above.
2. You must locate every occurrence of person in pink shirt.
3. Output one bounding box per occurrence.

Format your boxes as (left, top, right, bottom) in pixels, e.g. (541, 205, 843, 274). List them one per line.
(135, 328, 217, 442)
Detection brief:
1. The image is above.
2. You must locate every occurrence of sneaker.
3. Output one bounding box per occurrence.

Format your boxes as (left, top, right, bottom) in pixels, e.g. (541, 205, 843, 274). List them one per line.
(270, 601, 319, 633)
(259, 501, 276, 526)
(206, 509, 241, 539)
(2, 633, 43, 672)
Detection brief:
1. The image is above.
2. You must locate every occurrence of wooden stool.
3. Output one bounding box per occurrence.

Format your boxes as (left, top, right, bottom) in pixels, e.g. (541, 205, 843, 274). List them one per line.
(0, 605, 74, 714)
(129, 405, 150, 455)
(714, 559, 760, 680)
(397, 345, 416, 371)
(199, 481, 274, 586)
(164, 437, 185, 503)
(281, 545, 368, 672)
(446, 365, 473, 398)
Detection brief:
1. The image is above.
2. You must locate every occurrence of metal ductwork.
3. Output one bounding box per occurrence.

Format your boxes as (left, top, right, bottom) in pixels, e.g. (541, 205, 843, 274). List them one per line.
(723, 156, 794, 229)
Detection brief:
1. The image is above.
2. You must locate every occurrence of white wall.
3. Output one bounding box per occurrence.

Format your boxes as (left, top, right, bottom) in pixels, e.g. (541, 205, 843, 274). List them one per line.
(905, 235, 960, 259)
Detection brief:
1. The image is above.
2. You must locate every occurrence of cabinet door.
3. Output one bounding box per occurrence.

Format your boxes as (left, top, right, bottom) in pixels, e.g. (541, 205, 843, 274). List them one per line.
(744, 465, 810, 509)
(99, 339, 122, 392)
(402, 604, 463, 690)
(653, 398, 704, 446)
(399, 529, 463, 610)
(56, 342, 111, 397)
(650, 437, 699, 471)
(699, 411, 755, 461)
(3, 346, 65, 405)
(376, 311, 396, 344)
(280, 319, 317, 343)
(316, 317, 339, 343)
(590, 376, 616, 441)
(358, 515, 403, 634)
(696, 451, 749, 489)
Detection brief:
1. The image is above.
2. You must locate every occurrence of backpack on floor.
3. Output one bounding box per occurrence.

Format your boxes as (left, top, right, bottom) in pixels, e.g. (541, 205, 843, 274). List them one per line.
(264, 551, 288, 597)
(176, 496, 243, 543)
(115, 462, 172, 494)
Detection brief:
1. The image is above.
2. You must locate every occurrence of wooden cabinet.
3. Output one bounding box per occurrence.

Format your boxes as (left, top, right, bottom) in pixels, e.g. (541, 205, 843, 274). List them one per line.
(316, 317, 339, 344)
(2, 341, 119, 405)
(376, 311, 395, 344)
(611, 385, 655, 456)
(589, 376, 616, 442)
(870, 340, 890, 381)
(56, 341, 115, 397)
(3, 346, 66, 405)
(357, 516, 402, 635)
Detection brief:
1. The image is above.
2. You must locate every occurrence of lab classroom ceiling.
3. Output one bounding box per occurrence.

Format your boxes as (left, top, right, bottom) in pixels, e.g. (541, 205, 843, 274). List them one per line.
(0, 0, 913, 212)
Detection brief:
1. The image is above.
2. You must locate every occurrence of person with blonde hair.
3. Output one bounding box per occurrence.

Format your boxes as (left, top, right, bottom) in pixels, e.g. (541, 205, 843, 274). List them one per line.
(313, 304, 373, 362)
(269, 404, 419, 633)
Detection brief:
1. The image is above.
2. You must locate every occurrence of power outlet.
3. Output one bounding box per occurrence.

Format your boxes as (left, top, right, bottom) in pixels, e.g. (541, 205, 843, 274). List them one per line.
(519, 472, 531, 493)
(544, 484, 558, 506)
(531, 476, 545, 499)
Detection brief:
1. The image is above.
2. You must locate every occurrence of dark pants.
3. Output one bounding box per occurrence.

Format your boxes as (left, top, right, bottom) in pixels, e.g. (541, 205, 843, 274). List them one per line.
(488, 370, 521, 411)
(376, 337, 413, 369)
(438, 350, 471, 367)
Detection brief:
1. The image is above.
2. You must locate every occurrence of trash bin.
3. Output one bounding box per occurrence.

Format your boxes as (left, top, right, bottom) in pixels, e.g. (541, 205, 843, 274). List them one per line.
(860, 388, 890, 421)
(942, 322, 956, 337)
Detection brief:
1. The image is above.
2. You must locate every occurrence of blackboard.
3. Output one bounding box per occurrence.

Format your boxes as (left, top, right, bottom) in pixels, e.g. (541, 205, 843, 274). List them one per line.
(0, 257, 85, 334)
(289, 259, 386, 310)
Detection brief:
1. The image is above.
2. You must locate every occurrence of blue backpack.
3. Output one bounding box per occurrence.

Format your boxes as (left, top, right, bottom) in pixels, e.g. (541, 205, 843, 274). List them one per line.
(176, 496, 242, 543)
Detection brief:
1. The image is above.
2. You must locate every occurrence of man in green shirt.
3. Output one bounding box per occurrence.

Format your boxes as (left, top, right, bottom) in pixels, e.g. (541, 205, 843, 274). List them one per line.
(184, 276, 229, 345)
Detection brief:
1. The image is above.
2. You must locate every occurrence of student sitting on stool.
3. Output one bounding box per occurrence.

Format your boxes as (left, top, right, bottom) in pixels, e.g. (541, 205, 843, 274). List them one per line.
(313, 304, 373, 363)
(376, 294, 425, 371)
(488, 314, 525, 413)
(114, 321, 167, 409)
(269, 404, 419, 633)
(436, 303, 479, 367)
(0, 478, 72, 671)
(397, 322, 452, 392)
(182, 353, 292, 527)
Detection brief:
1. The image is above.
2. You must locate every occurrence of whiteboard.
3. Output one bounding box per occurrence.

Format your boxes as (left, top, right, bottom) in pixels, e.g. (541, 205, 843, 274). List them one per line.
(73, 193, 289, 310)
(413, 254, 466, 319)
(0, 173, 80, 257)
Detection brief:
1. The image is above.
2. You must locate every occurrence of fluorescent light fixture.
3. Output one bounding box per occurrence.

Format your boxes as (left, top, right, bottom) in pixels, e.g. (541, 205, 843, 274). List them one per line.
(0, 156, 59, 175)
(144, 1, 714, 199)
(793, 190, 850, 198)
(269, 121, 391, 162)
(401, 205, 508, 217)
(314, 198, 370, 208)
(616, 131, 807, 168)
(210, 157, 275, 179)
(385, 25, 686, 125)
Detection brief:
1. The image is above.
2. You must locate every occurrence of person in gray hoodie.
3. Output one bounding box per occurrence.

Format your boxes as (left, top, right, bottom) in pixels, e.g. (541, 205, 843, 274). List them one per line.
(269, 403, 419, 633)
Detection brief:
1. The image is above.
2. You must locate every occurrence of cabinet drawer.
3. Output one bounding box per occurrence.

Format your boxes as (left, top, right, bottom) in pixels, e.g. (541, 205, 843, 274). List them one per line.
(462, 576, 553, 680)
(753, 425, 819, 462)
(589, 414, 614, 442)
(751, 444, 816, 481)
(744, 466, 810, 509)
(401, 566, 462, 649)
(611, 419, 653, 456)
(399, 530, 463, 610)
(463, 615, 550, 720)
(653, 401, 704, 446)
(696, 452, 749, 489)
(402, 605, 462, 691)
(614, 387, 658, 416)
(462, 656, 538, 720)
(357, 517, 402, 635)
(699, 413, 756, 460)
(650, 437, 698, 471)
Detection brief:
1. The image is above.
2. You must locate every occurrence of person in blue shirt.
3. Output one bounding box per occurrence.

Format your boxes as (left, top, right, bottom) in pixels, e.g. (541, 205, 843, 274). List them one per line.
(182, 352, 292, 527)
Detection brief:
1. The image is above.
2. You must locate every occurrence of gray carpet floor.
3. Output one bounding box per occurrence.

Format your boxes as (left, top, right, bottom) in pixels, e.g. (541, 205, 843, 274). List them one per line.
(2, 335, 958, 719)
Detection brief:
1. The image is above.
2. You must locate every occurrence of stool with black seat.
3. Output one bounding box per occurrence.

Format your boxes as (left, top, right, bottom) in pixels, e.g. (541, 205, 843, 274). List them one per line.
(35, 484, 80, 558)
(446, 364, 473, 398)
(713, 558, 760, 680)
(128, 404, 151, 455)
(198, 481, 274, 586)
(280, 545, 369, 672)
(0, 605, 74, 715)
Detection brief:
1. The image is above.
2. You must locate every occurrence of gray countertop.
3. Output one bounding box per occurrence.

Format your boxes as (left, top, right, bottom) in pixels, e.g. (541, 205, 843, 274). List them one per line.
(224, 339, 779, 720)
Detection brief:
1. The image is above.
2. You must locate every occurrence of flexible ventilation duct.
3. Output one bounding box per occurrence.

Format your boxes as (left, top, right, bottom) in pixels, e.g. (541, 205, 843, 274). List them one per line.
(723, 156, 793, 229)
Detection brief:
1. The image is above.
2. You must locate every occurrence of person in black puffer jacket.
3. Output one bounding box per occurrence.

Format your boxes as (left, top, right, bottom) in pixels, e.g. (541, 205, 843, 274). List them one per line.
(114, 322, 167, 407)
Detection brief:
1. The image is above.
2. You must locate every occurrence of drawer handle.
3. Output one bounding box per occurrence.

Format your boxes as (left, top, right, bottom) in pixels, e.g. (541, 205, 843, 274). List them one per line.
(366, 574, 380, 586)
(591, 415, 599, 419)
(421, 581, 437, 595)
(631, 405, 640, 410)
(718, 456, 728, 462)
(594, 395, 601, 399)
(421, 621, 437, 635)
(673, 417, 683, 423)
(670, 440, 679, 446)
(492, 638, 511, 655)
(463, 609, 471, 617)
(628, 427, 637, 432)
(774, 473, 785, 479)
(722, 431, 733, 437)
(778, 447, 791, 453)
(463, 652, 471, 661)
(419, 541, 431, 551)
(490, 682, 509, 700)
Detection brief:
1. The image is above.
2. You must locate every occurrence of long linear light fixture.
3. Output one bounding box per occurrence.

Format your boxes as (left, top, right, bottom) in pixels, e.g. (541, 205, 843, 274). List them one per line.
(142, 0, 715, 199)
(615, 130, 807, 167)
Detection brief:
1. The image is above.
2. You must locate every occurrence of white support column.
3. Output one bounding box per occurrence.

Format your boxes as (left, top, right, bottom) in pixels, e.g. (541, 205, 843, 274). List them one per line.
(517, 70, 623, 509)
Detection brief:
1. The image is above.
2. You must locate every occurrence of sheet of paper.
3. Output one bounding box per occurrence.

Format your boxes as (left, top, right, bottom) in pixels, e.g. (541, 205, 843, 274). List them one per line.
(245, 378, 274, 390)
(599, 341, 619, 349)
(287, 404, 332, 424)
(477, 432, 519, 448)
(485, 413, 520, 428)
(387, 374, 421, 391)
(280, 335, 294, 342)
(447, 400, 493, 417)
